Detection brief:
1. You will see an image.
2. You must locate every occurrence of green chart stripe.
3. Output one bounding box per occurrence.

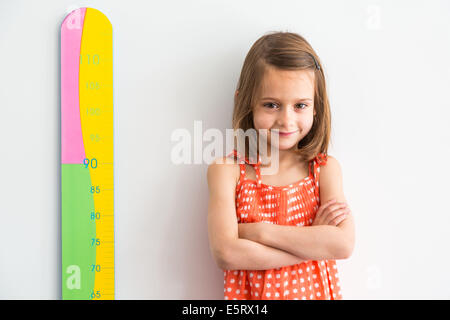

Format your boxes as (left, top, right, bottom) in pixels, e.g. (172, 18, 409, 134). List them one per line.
(61, 164, 96, 299)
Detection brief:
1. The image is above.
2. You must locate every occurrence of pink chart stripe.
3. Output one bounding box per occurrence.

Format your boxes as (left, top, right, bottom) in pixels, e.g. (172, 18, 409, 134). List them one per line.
(61, 8, 86, 164)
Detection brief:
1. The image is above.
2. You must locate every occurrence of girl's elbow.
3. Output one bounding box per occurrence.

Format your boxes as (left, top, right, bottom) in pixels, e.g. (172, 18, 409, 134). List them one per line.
(211, 248, 227, 269)
(336, 239, 354, 260)
(212, 245, 234, 270)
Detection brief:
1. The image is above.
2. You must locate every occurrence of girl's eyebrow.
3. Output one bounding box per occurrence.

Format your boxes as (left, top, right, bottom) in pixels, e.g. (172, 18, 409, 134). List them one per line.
(260, 97, 313, 102)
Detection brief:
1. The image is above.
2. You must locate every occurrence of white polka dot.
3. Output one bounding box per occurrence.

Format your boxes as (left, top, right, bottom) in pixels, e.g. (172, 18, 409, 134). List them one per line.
(266, 283, 271, 288)
(236, 289, 240, 294)
(301, 287, 305, 292)
(266, 292, 271, 298)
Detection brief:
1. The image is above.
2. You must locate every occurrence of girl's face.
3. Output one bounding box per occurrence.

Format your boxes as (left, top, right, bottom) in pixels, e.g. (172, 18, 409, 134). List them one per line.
(252, 66, 316, 152)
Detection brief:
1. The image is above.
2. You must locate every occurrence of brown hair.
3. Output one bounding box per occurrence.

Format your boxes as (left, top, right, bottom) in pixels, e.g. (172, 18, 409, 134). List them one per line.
(231, 31, 331, 162)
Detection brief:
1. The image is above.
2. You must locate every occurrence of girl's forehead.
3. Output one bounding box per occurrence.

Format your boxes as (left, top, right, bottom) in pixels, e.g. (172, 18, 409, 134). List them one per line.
(259, 68, 315, 98)
(262, 66, 315, 83)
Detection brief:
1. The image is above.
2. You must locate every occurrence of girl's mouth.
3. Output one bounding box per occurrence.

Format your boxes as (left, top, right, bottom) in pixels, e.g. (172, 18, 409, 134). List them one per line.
(277, 130, 298, 137)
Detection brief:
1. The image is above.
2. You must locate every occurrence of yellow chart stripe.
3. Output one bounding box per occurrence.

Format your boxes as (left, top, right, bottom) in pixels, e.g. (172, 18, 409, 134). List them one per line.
(79, 7, 114, 300)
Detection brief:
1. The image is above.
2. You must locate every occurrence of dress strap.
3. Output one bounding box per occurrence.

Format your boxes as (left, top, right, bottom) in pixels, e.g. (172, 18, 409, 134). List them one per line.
(311, 152, 328, 198)
(226, 149, 262, 188)
(254, 161, 262, 188)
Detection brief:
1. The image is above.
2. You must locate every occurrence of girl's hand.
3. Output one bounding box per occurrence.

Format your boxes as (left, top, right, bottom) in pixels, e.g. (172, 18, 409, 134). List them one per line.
(312, 199, 351, 226)
(238, 222, 264, 242)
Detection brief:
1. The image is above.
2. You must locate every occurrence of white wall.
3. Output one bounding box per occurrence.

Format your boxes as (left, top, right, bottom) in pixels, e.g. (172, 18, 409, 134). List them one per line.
(1, 0, 450, 299)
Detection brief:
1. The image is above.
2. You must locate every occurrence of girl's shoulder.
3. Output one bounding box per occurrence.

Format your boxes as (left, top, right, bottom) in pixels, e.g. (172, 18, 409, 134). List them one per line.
(317, 154, 338, 168)
(207, 156, 241, 188)
(317, 154, 344, 185)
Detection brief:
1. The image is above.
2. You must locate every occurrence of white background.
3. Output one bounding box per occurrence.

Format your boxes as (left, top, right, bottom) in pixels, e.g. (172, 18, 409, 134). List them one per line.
(1, 0, 450, 299)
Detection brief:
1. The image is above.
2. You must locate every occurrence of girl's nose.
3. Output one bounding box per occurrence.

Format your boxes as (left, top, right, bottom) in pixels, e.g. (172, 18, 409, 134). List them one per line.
(277, 106, 294, 127)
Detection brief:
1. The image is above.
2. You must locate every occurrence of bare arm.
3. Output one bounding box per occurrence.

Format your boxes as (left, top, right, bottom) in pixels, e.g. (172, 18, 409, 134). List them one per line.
(207, 157, 307, 271)
(238, 155, 355, 260)
(240, 221, 354, 260)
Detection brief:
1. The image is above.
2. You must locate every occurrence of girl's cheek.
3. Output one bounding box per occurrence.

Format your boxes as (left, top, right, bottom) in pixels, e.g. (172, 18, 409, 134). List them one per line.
(253, 112, 273, 130)
(298, 118, 314, 135)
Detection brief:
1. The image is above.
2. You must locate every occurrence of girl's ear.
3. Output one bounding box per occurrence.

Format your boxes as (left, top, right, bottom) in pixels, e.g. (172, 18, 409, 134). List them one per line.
(235, 90, 239, 97)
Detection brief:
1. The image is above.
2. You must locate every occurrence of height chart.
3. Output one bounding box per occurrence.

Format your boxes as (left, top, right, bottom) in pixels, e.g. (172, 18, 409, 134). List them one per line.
(61, 7, 114, 300)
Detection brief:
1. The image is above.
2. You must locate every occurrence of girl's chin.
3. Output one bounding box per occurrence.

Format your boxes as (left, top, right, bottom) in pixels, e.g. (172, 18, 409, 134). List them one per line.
(267, 141, 298, 151)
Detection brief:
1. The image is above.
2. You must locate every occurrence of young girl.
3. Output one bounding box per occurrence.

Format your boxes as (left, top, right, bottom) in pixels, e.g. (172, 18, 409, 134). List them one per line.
(207, 31, 355, 300)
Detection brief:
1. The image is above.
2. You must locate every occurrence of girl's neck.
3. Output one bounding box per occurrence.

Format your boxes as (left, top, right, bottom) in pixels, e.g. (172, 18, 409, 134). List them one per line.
(260, 145, 303, 170)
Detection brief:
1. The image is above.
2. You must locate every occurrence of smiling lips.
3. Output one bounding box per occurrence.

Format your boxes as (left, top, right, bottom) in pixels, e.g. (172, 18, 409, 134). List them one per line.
(276, 130, 298, 137)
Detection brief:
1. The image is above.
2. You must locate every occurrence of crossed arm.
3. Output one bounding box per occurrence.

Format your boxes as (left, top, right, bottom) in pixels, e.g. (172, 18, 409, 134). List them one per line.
(207, 156, 355, 271)
(238, 214, 354, 261)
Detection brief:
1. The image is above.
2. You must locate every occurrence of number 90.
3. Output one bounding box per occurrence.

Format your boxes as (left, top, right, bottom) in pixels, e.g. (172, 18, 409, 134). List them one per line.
(83, 158, 97, 169)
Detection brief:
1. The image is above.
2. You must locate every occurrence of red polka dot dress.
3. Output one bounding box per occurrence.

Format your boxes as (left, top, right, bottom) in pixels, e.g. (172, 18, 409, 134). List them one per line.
(223, 149, 343, 300)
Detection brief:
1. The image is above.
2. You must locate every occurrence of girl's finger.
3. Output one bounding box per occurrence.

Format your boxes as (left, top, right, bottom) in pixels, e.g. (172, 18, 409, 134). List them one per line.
(324, 207, 349, 225)
(315, 199, 337, 220)
(327, 202, 348, 213)
(329, 212, 348, 226)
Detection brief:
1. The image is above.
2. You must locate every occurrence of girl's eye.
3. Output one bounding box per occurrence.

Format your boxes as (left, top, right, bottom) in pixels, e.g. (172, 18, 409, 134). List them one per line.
(263, 103, 308, 109)
(263, 103, 278, 109)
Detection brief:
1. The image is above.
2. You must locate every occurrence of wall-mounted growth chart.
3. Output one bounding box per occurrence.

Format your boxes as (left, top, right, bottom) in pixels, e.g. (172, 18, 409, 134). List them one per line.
(61, 7, 114, 300)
